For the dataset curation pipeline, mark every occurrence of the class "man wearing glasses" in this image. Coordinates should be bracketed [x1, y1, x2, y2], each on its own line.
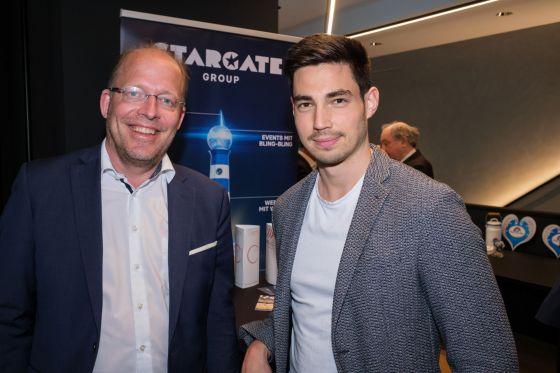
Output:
[0, 45, 238, 373]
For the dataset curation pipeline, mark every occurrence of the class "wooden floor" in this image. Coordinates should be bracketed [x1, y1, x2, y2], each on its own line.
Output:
[439, 349, 451, 373]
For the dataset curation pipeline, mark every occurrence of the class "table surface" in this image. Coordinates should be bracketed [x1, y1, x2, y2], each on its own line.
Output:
[233, 254, 560, 371]
[233, 274, 272, 330]
[489, 250, 560, 288]
[234, 252, 560, 328]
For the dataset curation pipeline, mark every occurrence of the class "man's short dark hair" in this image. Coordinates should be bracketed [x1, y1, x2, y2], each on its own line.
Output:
[283, 33, 372, 97]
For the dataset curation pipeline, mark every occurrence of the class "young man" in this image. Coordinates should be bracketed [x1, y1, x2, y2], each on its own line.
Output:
[0, 45, 238, 372]
[240, 33, 517, 372]
[380, 120, 434, 178]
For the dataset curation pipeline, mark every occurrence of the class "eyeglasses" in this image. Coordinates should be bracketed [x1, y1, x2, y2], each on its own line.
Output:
[109, 86, 185, 110]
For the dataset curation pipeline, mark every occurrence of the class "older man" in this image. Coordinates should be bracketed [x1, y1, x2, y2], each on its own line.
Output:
[380, 120, 434, 178]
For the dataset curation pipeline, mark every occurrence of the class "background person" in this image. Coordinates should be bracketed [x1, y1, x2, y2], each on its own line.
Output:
[0, 45, 238, 373]
[296, 145, 316, 181]
[536, 277, 560, 328]
[380, 120, 434, 178]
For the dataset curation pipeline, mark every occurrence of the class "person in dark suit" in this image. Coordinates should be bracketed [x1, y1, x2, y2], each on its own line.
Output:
[0, 45, 238, 372]
[380, 120, 434, 178]
[239, 33, 516, 372]
[296, 146, 316, 181]
[536, 277, 560, 328]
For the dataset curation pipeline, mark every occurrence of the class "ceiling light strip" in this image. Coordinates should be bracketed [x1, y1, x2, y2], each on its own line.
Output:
[325, 0, 337, 34]
[347, 0, 499, 39]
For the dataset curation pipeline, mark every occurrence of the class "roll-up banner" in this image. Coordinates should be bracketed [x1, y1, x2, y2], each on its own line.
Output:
[120, 10, 299, 270]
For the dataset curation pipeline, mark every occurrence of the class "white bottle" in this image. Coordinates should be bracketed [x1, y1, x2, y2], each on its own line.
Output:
[485, 218, 502, 254]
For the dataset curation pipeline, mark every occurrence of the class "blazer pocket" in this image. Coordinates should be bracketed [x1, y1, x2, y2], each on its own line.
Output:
[189, 241, 217, 256]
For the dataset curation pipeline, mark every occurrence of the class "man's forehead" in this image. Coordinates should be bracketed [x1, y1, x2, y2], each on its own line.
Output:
[293, 63, 352, 80]
[381, 129, 393, 139]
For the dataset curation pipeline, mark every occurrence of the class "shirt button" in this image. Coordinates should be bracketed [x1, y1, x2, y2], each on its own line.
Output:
[132, 225, 138, 232]
[134, 264, 140, 270]
[93, 342, 98, 352]
[137, 303, 143, 310]
[139, 345, 146, 352]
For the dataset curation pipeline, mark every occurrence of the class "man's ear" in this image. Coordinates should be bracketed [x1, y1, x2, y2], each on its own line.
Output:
[364, 87, 380, 118]
[100, 89, 111, 119]
[176, 105, 186, 130]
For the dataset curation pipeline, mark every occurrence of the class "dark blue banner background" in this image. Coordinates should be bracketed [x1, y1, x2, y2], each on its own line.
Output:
[121, 14, 297, 269]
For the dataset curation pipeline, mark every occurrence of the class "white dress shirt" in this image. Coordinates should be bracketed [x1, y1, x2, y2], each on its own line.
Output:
[93, 140, 175, 373]
[400, 148, 417, 162]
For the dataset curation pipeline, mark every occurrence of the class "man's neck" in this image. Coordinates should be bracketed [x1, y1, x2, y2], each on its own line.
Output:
[317, 144, 372, 202]
[105, 144, 160, 188]
[116, 163, 159, 188]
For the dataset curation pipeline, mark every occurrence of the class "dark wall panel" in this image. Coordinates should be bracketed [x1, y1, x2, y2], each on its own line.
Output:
[3, 1, 30, 208]
[369, 22, 560, 210]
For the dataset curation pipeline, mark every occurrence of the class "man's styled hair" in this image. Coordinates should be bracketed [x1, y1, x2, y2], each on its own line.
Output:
[107, 43, 189, 101]
[382, 121, 420, 148]
[283, 33, 372, 97]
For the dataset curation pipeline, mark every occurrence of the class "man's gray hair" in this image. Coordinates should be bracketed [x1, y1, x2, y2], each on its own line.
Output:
[381, 121, 420, 147]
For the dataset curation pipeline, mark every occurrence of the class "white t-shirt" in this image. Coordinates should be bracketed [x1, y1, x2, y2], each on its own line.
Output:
[289, 174, 365, 372]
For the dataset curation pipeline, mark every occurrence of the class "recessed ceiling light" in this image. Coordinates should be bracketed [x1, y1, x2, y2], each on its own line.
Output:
[348, 0, 499, 39]
[496, 11, 513, 17]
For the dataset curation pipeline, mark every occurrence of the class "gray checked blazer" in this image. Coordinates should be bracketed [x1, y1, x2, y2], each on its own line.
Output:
[240, 147, 518, 372]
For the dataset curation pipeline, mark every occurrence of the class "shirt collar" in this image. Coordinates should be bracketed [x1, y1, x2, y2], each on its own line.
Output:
[100, 138, 176, 184]
[400, 148, 417, 163]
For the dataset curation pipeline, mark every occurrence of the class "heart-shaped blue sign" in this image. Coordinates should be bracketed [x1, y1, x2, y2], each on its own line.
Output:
[502, 214, 536, 251]
[542, 224, 560, 259]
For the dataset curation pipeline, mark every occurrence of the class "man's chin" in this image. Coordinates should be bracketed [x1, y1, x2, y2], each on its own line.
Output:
[120, 149, 162, 168]
[314, 154, 345, 168]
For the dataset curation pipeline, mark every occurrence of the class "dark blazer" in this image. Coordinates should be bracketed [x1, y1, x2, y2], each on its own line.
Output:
[0, 145, 238, 373]
[536, 277, 560, 328]
[241, 148, 517, 372]
[404, 148, 434, 178]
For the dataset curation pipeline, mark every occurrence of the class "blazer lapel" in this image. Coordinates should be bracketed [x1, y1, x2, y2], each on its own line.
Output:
[167, 168, 195, 340]
[71, 146, 103, 332]
[331, 149, 391, 330]
[273, 172, 317, 373]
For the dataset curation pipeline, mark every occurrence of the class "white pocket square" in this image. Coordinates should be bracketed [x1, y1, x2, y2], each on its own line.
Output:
[189, 241, 217, 256]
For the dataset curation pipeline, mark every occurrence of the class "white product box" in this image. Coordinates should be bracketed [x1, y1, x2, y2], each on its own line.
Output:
[234, 224, 260, 288]
[265, 223, 277, 285]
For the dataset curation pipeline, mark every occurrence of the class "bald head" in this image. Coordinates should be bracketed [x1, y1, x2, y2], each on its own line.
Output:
[108, 45, 189, 101]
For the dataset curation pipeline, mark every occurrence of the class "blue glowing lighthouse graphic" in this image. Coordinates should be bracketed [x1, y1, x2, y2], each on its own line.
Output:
[207, 111, 233, 195]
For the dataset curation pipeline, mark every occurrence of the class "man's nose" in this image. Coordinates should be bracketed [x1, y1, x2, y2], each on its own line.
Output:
[313, 105, 332, 130]
[138, 95, 159, 119]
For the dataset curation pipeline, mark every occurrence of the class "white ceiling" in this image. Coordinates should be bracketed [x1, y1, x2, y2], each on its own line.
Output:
[278, 0, 560, 57]
[278, 0, 370, 31]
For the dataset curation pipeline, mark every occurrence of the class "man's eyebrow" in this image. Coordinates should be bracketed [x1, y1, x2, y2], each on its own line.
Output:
[326, 89, 352, 98]
[292, 90, 352, 102]
[292, 95, 312, 102]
